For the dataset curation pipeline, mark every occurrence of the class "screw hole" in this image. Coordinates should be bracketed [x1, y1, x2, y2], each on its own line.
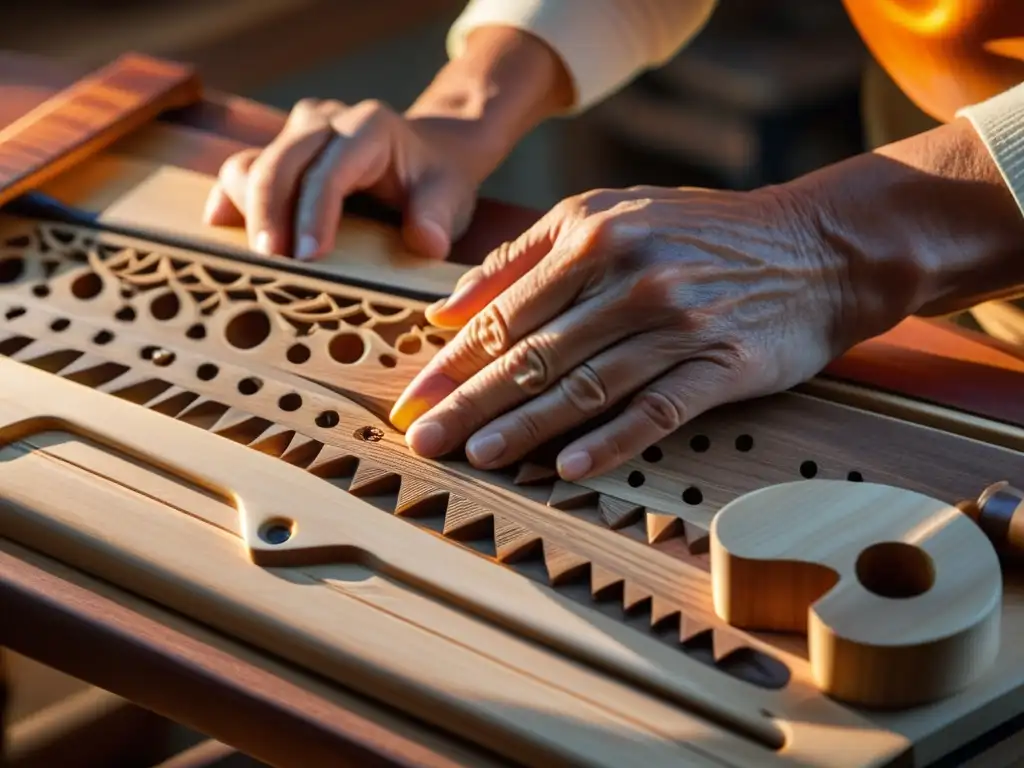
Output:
[152, 349, 175, 367]
[259, 519, 294, 546]
[50, 318, 70, 332]
[847, 470, 863, 482]
[32, 284, 49, 298]
[238, 377, 263, 395]
[379, 353, 397, 368]
[354, 425, 384, 442]
[799, 460, 818, 479]
[627, 470, 645, 487]
[186, 323, 206, 340]
[682, 486, 704, 505]
[5, 306, 25, 320]
[316, 410, 340, 429]
[115, 306, 136, 322]
[92, 330, 114, 345]
[278, 393, 302, 412]
[641, 446, 663, 463]
[734, 434, 754, 452]
[689, 434, 710, 452]
[197, 363, 219, 381]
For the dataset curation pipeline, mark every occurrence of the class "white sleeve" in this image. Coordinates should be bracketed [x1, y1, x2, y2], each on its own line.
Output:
[446, 0, 718, 112]
[958, 83, 1024, 220]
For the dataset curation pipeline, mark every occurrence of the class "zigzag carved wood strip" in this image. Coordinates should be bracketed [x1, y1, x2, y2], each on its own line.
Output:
[0, 297, 792, 692]
[0, 217, 1020, 529]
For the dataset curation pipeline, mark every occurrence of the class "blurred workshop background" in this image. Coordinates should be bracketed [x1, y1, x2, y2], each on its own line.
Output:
[0, 0, 939, 211]
[0, 0, 939, 765]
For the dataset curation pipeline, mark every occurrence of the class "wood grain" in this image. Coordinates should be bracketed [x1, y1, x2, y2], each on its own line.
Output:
[0, 53, 200, 209]
[712, 481, 1002, 709]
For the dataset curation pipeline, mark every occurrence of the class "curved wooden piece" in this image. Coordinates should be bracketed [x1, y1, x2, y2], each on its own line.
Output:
[843, 0, 1024, 121]
[710, 480, 1002, 709]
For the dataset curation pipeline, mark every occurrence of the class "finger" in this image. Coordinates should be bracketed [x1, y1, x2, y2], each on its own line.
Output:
[404, 289, 667, 461]
[246, 100, 333, 255]
[554, 356, 738, 480]
[203, 148, 259, 226]
[462, 329, 683, 468]
[402, 172, 469, 260]
[424, 207, 566, 328]
[390, 238, 591, 436]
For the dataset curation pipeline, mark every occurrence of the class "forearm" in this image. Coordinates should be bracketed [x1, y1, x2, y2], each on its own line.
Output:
[786, 117, 1024, 336]
[405, 26, 572, 184]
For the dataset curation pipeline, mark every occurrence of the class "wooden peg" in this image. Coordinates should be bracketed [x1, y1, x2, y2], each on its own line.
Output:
[710, 480, 1002, 709]
[958, 481, 1024, 559]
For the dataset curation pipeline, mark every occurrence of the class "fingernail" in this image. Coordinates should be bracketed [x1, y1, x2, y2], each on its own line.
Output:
[406, 420, 446, 456]
[295, 235, 319, 261]
[557, 451, 592, 480]
[254, 231, 273, 255]
[466, 432, 506, 466]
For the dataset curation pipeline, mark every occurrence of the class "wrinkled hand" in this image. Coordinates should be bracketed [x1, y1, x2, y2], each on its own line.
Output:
[389, 185, 880, 480]
[203, 98, 481, 261]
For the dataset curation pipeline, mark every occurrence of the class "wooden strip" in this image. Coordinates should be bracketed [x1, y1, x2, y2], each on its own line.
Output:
[0, 53, 199, 208]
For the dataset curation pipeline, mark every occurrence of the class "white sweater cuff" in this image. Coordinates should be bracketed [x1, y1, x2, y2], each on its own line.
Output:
[446, 0, 716, 113]
[958, 83, 1024, 219]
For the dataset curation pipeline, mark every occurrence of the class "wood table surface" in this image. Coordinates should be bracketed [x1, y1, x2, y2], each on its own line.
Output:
[3, 49, 1024, 768]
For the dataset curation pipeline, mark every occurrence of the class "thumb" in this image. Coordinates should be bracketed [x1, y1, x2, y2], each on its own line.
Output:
[401, 173, 472, 261]
[425, 209, 560, 329]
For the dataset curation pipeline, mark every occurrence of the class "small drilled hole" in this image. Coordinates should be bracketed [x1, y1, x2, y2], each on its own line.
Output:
[855, 542, 934, 599]
[682, 486, 704, 505]
[32, 284, 49, 298]
[278, 393, 302, 412]
[287, 343, 311, 364]
[627, 470, 645, 487]
[197, 363, 219, 381]
[735, 434, 754, 452]
[5, 306, 25, 320]
[847, 470, 863, 482]
[186, 323, 206, 340]
[799, 460, 818, 478]
[115, 306, 136, 322]
[71, 271, 103, 299]
[690, 434, 710, 452]
[316, 410, 340, 429]
[140, 346, 158, 360]
[379, 353, 397, 368]
[642, 446, 663, 463]
[259, 519, 294, 546]
[150, 292, 181, 321]
[92, 330, 114, 345]
[49, 318, 70, 332]
[354, 425, 384, 442]
[0, 258, 24, 283]
[238, 377, 262, 395]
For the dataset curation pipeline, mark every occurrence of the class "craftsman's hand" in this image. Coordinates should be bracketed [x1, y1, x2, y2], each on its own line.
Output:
[389, 185, 917, 479]
[202, 27, 573, 262]
[202, 100, 480, 262]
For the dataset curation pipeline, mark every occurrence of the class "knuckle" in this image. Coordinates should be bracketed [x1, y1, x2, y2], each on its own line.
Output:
[502, 340, 551, 396]
[560, 363, 608, 414]
[482, 240, 516, 275]
[291, 97, 322, 117]
[510, 409, 545, 444]
[628, 263, 686, 308]
[632, 389, 684, 433]
[465, 304, 510, 360]
[446, 386, 487, 427]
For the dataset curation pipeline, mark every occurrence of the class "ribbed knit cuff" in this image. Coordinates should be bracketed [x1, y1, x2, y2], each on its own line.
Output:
[958, 83, 1024, 219]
